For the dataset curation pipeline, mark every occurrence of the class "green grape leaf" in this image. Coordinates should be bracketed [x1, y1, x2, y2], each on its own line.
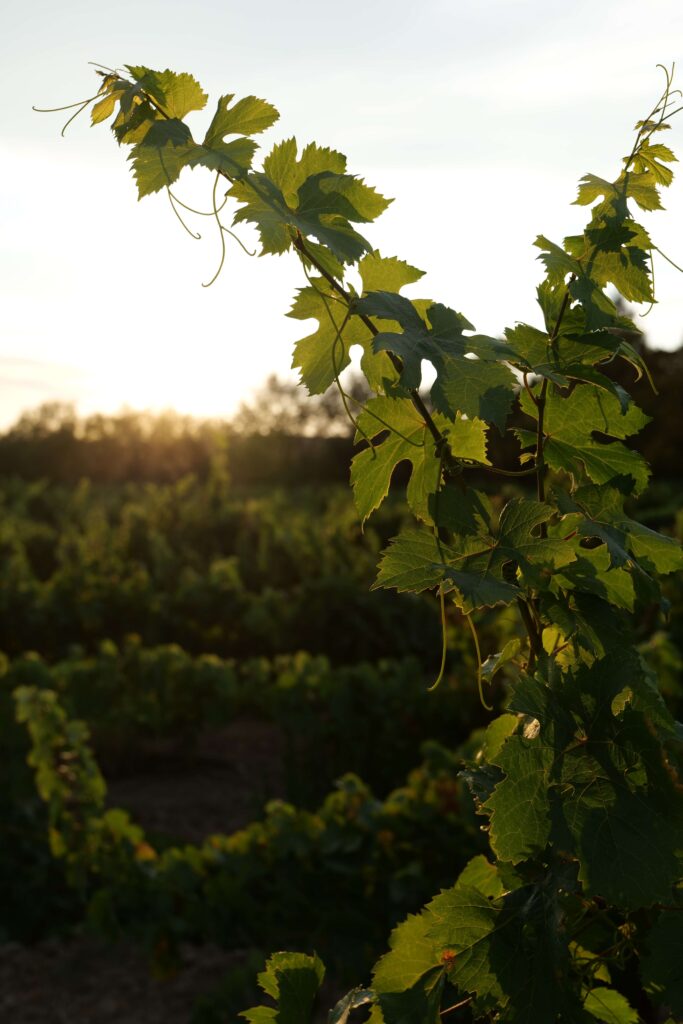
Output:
[264, 137, 345, 197]
[564, 212, 654, 304]
[584, 988, 639, 1024]
[428, 484, 493, 535]
[371, 912, 445, 1024]
[124, 66, 208, 118]
[483, 736, 555, 862]
[586, 246, 652, 303]
[372, 526, 521, 610]
[230, 139, 389, 262]
[634, 140, 678, 185]
[112, 98, 163, 145]
[205, 94, 279, 143]
[351, 400, 489, 524]
[504, 323, 568, 385]
[156, 92, 277, 179]
[447, 412, 490, 464]
[518, 384, 651, 493]
[372, 528, 451, 594]
[570, 275, 619, 330]
[621, 169, 664, 211]
[229, 172, 297, 254]
[534, 236, 622, 329]
[128, 119, 195, 197]
[188, 135, 259, 177]
[241, 952, 325, 1024]
[502, 654, 683, 908]
[291, 251, 422, 397]
[440, 566, 521, 612]
[358, 252, 425, 294]
[289, 277, 369, 394]
[555, 546, 637, 613]
[534, 235, 581, 282]
[504, 323, 635, 405]
[90, 90, 120, 125]
[374, 498, 573, 611]
[479, 714, 520, 762]
[358, 252, 425, 391]
[371, 861, 508, 1017]
[354, 292, 516, 429]
[641, 910, 683, 1016]
[573, 174, 619, 207]
[350, 398, 438, 524]
[556, 482, 683, 577]
[455, 854, 506, 897]
[433, 359, 517, 433]
[241, 1010, 277, 1023]
[373, 859, 586, 1022]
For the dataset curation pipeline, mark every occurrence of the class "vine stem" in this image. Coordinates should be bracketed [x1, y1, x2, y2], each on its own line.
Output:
[535, 278, 573, 537]
[517, 597, 541, 670]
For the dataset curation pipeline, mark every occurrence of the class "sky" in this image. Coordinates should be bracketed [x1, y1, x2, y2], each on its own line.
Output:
[2, 0, 683, 428]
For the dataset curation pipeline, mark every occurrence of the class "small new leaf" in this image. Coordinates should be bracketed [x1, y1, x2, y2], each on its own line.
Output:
[241, 952, 325, 1024]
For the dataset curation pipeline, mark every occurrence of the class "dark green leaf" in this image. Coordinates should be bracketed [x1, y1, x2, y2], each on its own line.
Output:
[641, 910, 683, 1016]
[242, 952, 325, 1024]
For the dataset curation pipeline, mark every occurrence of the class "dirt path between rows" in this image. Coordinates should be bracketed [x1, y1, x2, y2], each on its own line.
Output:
[2, 718, 287, 1023]
[0, 940, 248, 1024]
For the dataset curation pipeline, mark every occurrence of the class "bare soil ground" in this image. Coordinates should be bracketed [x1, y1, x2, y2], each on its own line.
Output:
[0, 940, 247, 1024]
[0, 718, 286, 1024]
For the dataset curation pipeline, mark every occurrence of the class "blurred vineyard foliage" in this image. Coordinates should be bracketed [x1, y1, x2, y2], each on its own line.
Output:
[2, 366, 682, 1019]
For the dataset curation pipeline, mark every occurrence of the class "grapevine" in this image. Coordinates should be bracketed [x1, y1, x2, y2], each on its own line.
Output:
[36, 63, 683, 1022]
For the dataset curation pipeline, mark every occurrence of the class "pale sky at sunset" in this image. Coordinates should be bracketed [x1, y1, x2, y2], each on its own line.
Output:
[2, 0, 683, 427]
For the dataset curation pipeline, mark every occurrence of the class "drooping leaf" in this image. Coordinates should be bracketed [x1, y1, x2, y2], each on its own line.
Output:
[328, 988, 374, 1024]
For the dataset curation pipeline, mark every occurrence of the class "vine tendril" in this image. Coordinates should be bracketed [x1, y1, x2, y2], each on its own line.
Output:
[33, 94, 102, 136]
[203, 173, 255, 287]
[167, 189, 202, 239]
[466, 611, 493, 711]
[427, 586, 448, 692]
[168, 189, 229, 218]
